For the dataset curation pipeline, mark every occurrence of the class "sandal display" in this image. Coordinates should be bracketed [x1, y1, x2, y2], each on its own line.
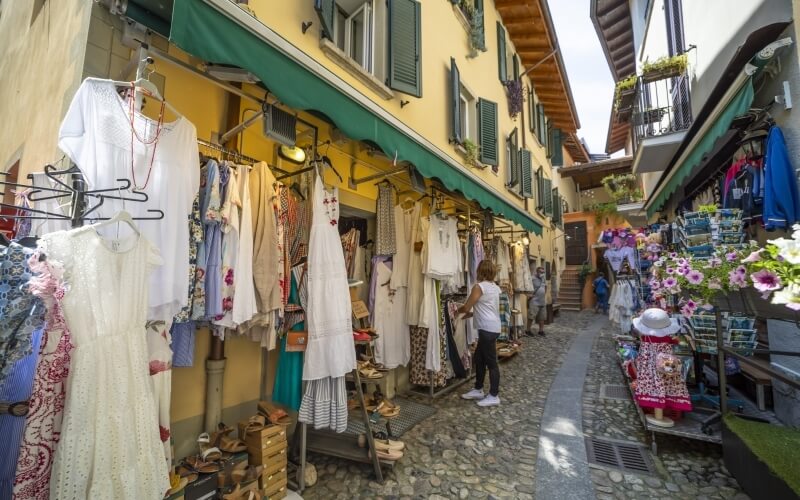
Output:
[258, 401, 293, 426]
[369, 448, 404, 461]
[215, 423, 248, 453]
[242, 415, 266, 436]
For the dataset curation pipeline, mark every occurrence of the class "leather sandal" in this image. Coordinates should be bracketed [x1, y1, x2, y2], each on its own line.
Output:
[243, 415, 266, 436]
[258, 401, 292, 426]
[374, 437, 405, 451]
[369, 448, 404, 461]
[216, 423, 247, 453]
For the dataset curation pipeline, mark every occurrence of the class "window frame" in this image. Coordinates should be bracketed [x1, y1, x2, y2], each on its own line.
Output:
[334, 1, 375, 73]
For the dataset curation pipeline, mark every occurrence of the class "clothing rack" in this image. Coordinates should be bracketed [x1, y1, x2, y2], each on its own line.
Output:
[0, 163, 163, 229]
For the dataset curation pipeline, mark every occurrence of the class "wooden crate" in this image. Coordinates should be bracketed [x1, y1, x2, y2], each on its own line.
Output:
[237, 421, 287, 444]
[262, 475, 288, 499]
[248, 441, 288, 466]
[258, 469, 287, 490]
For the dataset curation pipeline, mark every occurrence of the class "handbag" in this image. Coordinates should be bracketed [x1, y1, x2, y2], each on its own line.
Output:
[286, 331, 308, 352]
[655, 353, 682, 376]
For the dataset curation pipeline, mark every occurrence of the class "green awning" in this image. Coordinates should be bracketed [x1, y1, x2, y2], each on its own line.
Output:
[169, 0, 542, 234]
[646, 79, 754, 218]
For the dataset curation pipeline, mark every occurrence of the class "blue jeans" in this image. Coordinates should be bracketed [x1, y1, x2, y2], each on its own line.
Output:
[596, 292, 608, 313]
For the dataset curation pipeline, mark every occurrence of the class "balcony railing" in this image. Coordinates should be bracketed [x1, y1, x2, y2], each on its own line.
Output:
[631, 72, 692, 148]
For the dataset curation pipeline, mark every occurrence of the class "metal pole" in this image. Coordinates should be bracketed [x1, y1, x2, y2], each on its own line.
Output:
[715, 308, 728, 415]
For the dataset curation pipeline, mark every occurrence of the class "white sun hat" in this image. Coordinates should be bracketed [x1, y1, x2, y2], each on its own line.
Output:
[632, 308, 681, 337]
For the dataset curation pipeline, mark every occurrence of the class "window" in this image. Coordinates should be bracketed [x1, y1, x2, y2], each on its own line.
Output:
[331, 1, 374, 73]
[496, 22, 507, 82]
[520, 149, 533, 198]
[317, 0, 421, 97]
[550, 127, 563, 167]
[450, 58, 476, 145]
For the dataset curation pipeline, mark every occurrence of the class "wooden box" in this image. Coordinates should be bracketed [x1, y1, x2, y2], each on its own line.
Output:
[247, 441, 288, 466]
[262, 474, 288, 499]
[237, 421, 287, 444]
[258, 469, 287, 490]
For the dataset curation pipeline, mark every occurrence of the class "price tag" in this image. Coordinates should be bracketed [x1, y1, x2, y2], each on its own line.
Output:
[351, 300, 369, 319]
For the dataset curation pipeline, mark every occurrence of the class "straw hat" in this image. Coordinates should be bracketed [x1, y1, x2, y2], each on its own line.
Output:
[632, 308, 680, 337]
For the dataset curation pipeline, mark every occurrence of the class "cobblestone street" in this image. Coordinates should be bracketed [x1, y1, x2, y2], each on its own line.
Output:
[303, 311, 748, 499]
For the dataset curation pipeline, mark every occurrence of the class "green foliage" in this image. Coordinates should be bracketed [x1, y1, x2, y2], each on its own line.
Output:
[698, 204, 718, 215]
[613, 74, 637, 111]
[641, 54, 688, 77]
[601, 173, 642, 203]
[463, 138, 479, 167]
[724, 415, 800, 495]
[578, 262, 594, 282]
[586, 202, 618, 225]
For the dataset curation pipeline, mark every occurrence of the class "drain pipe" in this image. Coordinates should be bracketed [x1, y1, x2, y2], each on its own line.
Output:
[205, 335, 226, 432]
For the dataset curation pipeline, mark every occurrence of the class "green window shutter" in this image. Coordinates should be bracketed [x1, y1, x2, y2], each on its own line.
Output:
[545, 119, 552, 157]
[552, 187, 560, 223]
[507, 128, 519, 187]
[477, 98, 498, 166]
[536, 167, 544, 210]
[544, 178, 553, 215]
[473, 0, 486, 51]
[388, 0, 422, 97]
[536, 104, 546, 144]
[528, 88, 536, 133]
[314, 0, 335, 40]
[520, 149, 533, 198]
[496, 22, 507, 82]
[512, 54, 520, 81]
[451, 58, 461, 144]
[550, 127, 564, 167]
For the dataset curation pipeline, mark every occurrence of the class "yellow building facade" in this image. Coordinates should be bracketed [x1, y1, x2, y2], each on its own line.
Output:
[0, 0, 585, 457]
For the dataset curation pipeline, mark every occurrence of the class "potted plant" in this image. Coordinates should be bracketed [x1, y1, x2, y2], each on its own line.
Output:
[614, 74, 638, 111]
[462, 138, 481, 168]
[641, 54, 688, 83]
[601, 173, 642, 203]
[502, 79, 524, 119]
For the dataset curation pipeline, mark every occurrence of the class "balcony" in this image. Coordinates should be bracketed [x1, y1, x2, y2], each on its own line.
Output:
[630, 72, 692, 174]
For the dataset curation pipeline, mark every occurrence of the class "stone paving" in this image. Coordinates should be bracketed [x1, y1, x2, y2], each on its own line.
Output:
[303, 314, 588, 499]
[300, 311, 749, 499]
[583, 314, 749, 500]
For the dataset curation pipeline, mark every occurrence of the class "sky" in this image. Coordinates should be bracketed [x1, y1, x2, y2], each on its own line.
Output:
[548, 0, 616, 157]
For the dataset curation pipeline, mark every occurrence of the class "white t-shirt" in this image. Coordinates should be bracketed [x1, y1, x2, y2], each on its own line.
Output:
[473, 281, 501, 333]
[58, 78, 200, 321]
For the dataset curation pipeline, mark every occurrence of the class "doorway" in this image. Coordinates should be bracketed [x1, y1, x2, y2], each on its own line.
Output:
[564, 221, 588, 266]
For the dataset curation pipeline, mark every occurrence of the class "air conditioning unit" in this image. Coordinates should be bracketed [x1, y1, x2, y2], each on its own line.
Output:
[262, 103, 297, 147]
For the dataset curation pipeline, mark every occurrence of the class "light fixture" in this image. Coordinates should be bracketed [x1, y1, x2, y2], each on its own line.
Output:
[279, 145, 306, 164]
[522, 236, 530, 246]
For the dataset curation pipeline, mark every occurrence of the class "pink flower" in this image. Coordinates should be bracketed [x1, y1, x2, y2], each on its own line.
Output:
[649, 279, 661, 291]
[686, 299, 697, 310]
[726, 251, 738, 262]
[681, 306, 693, 318]
[663, 277, 678, 289]
[742, 249, 764, 263]
[669, 252, 678, 258]
[707, 257, 722, 268]
[751, 269, 782, 292]
[676, 266, 689, 276]
[708, 278, 722, 290]
[686, 269, 704, 285]
[666, 267, 675, 275]
[728, 271, 747, 288]
[677, 258, 688, 266]
[736, 265, 747, 276]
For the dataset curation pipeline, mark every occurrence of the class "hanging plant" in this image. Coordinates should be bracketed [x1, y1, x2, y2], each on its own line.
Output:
[641, 54, 689, 82]
[468, 7, 486, 53]
[587, 202, 619, 225]
[502, 80, 524, 119]
[613, 74, 638, 111]
[462, 138, 480, 167]
[601, 173, 642, 203]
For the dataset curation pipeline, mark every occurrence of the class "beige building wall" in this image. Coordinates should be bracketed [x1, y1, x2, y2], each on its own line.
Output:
[0, 0, 93, 176]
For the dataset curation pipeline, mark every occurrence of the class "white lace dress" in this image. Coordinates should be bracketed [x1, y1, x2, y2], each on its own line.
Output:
[44, 227, 169, 500]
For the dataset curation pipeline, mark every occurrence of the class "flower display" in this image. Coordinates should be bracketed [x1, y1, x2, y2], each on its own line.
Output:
[748, 224, 800, 310]
[685, 269, 704, 285]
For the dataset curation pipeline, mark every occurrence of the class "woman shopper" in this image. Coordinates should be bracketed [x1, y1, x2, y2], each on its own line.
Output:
[459, 260, 502, 407]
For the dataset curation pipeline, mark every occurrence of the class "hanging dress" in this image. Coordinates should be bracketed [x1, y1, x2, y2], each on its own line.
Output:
[373, 261, 411, 369]
[45, 227, 169, 499]
[298, 174, 355, 432]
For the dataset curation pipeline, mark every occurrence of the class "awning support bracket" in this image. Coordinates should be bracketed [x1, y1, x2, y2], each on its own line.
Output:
[348, 164, 407, 190]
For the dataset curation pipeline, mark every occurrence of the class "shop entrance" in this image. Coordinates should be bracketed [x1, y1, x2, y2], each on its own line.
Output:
[565, 221, 588, 265]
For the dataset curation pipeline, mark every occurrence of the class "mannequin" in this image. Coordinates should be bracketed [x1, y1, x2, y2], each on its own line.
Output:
[632, 308, 692, 428]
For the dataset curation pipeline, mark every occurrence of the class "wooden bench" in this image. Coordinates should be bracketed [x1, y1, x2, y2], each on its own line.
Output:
[740, 360, 772, 411]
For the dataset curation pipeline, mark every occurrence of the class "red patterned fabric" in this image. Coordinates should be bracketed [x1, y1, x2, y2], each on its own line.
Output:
[634, 340, 692, 411]
[14, 253, 74, 500]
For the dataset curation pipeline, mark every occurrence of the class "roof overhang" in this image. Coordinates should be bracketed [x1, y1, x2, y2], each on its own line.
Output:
[590, 0, 635, 81]
[559, 155, 632, 189]
[564, 132, 589, 163]
[496, 0, 581, 132]
[605, 96, 630, 154]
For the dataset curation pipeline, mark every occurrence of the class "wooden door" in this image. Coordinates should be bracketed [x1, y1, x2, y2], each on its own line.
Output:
[565, 221, 588, 266]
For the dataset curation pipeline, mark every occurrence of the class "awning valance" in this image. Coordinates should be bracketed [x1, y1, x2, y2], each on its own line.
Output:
[169, 0, 543, 234]
[645, 79, 754, 218]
